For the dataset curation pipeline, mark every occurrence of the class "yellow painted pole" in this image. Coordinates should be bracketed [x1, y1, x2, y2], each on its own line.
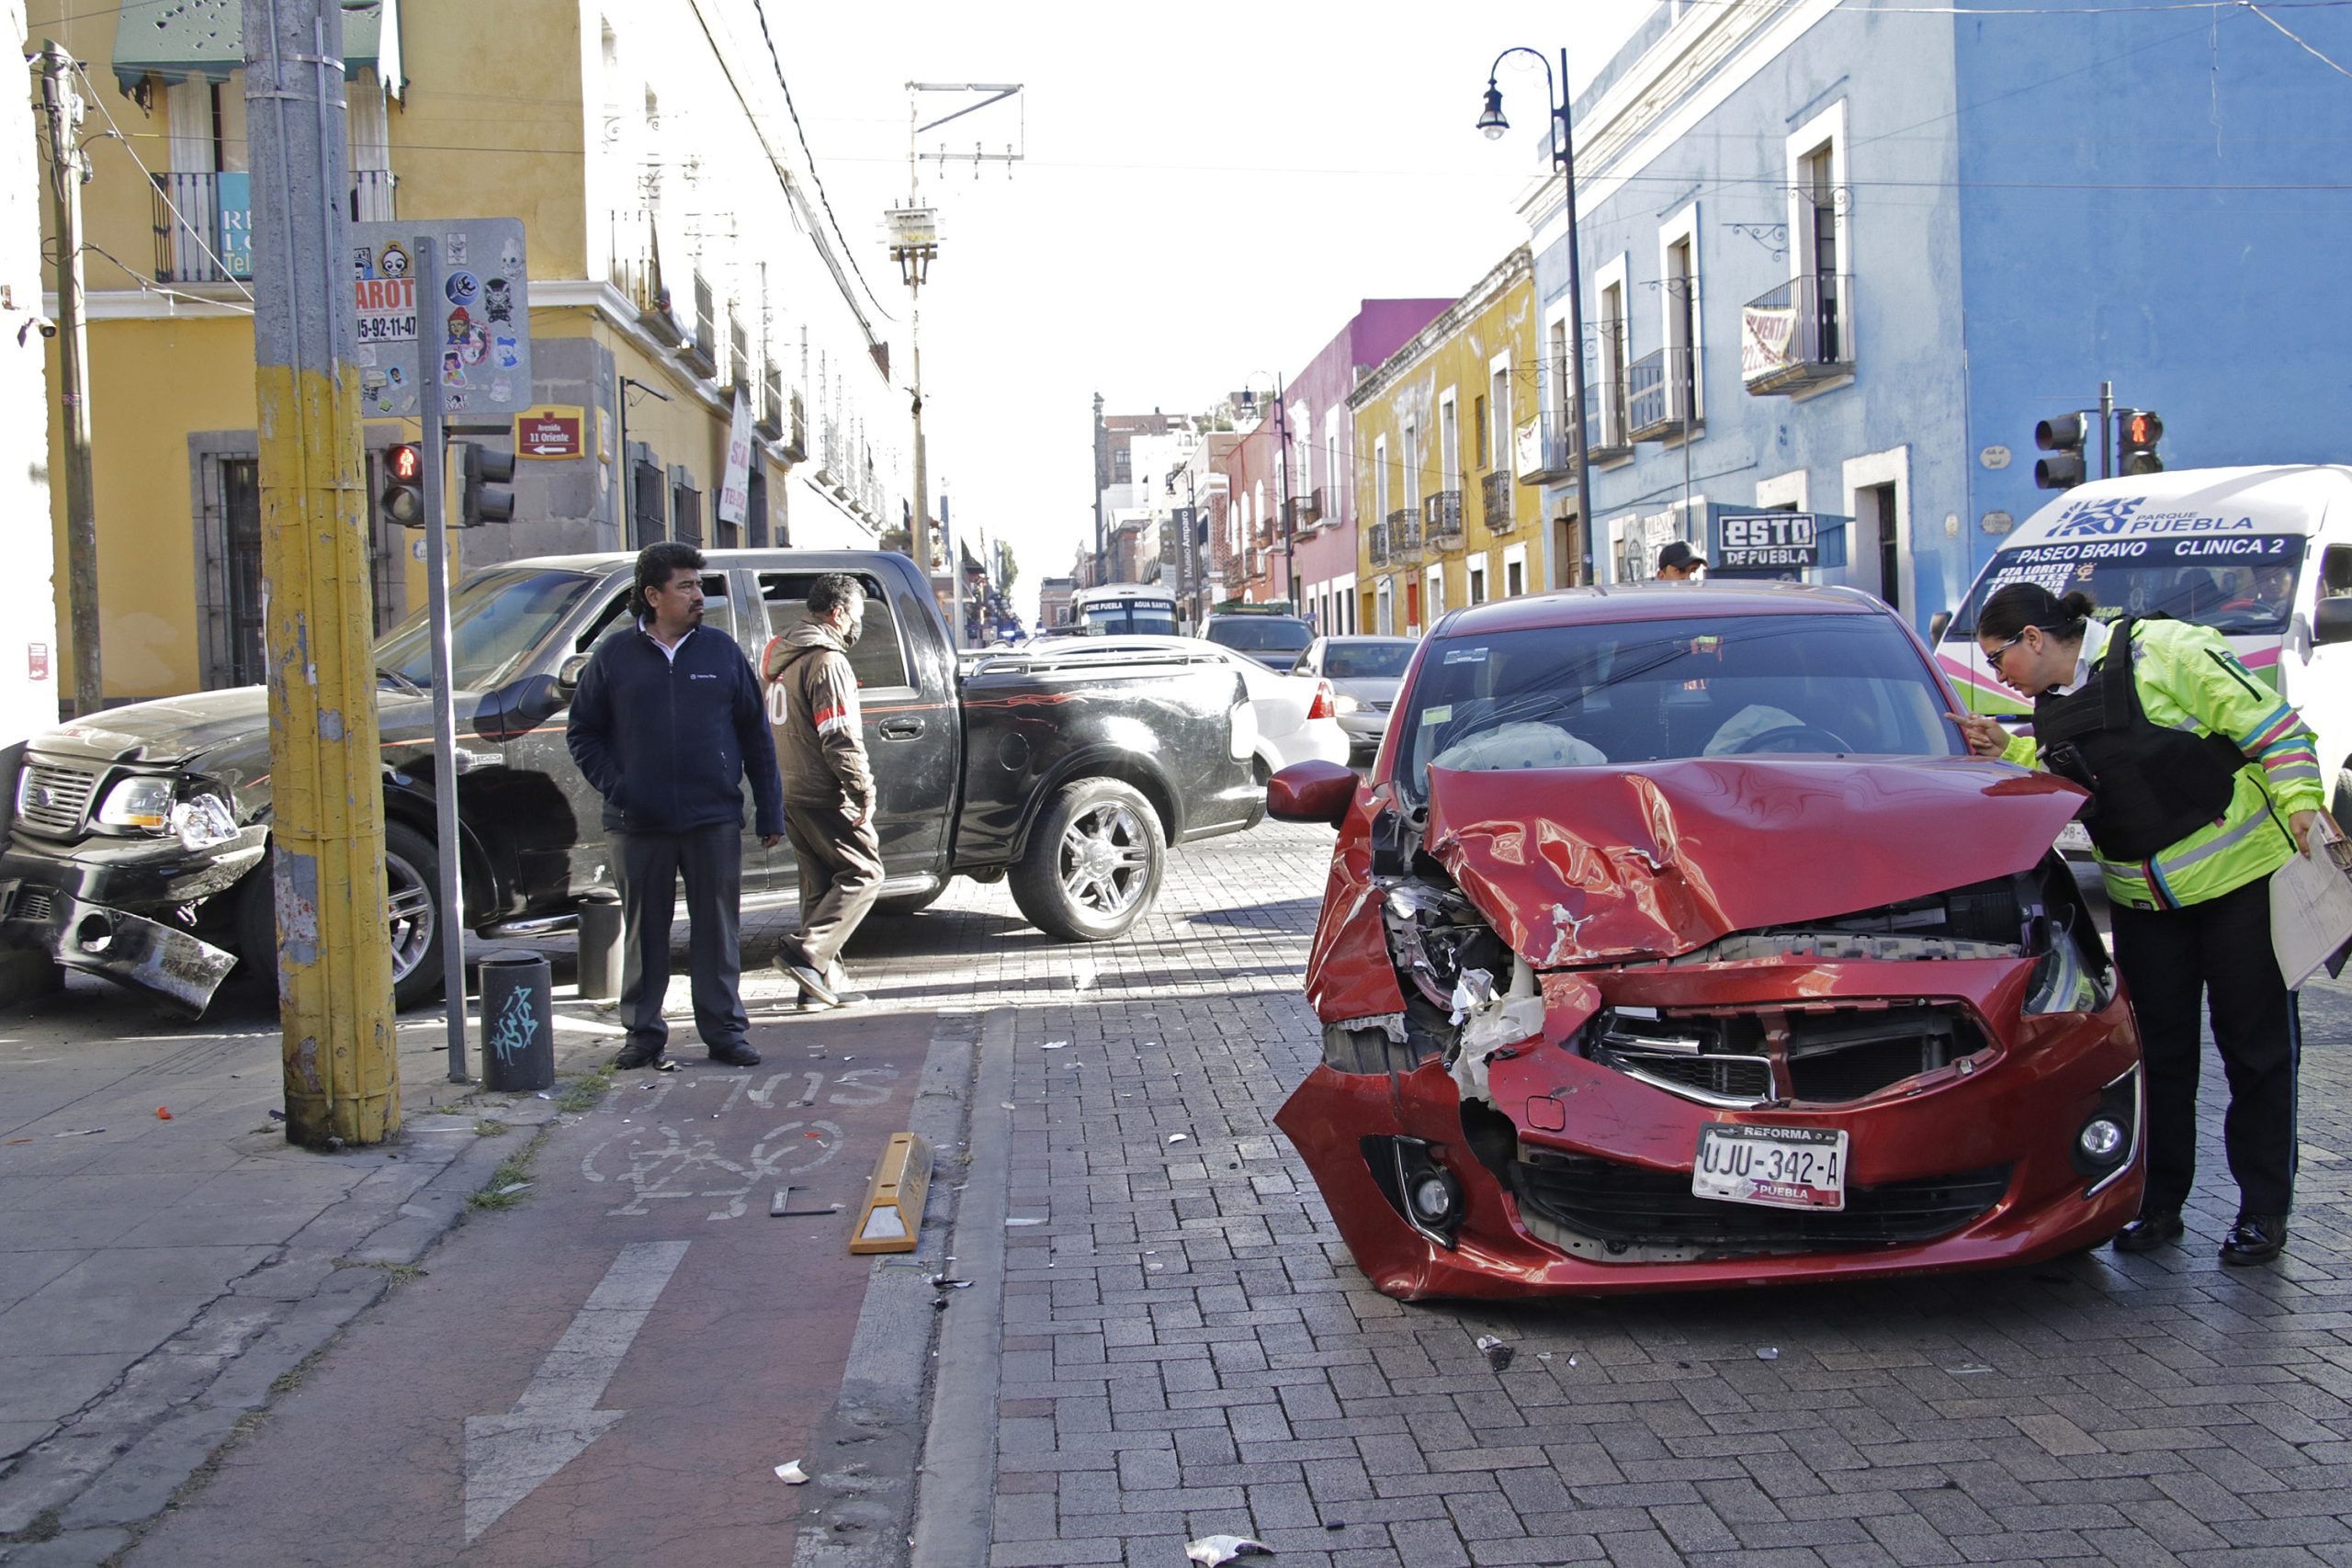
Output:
[244, 0, 400, 1145]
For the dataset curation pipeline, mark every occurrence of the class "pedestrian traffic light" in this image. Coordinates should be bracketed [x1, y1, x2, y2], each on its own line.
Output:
[379, 442, 426, 527]
[2034, 413, 2088, 491]
[459, 441, 515, 526]
[2119, 410, 2164, 476]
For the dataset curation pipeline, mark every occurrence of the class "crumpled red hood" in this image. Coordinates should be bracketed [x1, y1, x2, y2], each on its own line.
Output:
[1423, 758, 2085, 968]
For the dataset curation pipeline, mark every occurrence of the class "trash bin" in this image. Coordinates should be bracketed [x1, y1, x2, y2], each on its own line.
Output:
[576, 888, 624, 1003]
[479, 951, 554, 1092]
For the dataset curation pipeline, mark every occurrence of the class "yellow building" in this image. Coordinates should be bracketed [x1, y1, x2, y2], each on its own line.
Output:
[31, 0, 903, 705]
[1347, 246, 1543, 638]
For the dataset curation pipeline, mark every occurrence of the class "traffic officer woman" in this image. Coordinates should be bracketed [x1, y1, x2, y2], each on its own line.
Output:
[1954, 582, 2336, 1264]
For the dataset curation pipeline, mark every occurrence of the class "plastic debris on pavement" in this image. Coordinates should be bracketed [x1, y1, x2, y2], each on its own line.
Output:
[267, 1110, 286, 1121]
[1185, 1536, 1273, 1565]
[54, 1128, 104, 1138]
[1005, 1217, 1046, 1226]
[775, 1461, 808, 1484]
[1756, 1346, 1780, 1360]
[154, 1107, 173, 1121]
[1039, 1041, 1068, 1050]
[1167, 1133, 1190, 1145]
[1476, 1335, 1514, 1371]
[496, 1182, 532, 1196]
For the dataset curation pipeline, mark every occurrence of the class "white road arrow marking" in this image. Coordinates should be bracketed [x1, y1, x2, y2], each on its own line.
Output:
[463, 1239, 690, 1542]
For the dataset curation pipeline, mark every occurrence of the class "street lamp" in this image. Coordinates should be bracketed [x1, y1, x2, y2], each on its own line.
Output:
[1478, 47, 1594, 584]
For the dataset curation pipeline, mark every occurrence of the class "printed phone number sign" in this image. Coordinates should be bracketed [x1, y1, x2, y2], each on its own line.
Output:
[350, 220, 530, 421]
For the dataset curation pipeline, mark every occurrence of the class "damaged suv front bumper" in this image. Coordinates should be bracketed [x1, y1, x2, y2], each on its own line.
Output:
[0, 880, 238, 1015]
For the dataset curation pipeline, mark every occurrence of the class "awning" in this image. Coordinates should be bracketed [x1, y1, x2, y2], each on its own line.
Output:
[112, 0, 401, 97]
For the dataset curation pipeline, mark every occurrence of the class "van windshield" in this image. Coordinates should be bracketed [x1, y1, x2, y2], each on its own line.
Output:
[1949, 536, 2305, 637]
[1080, 604, 1179, 636]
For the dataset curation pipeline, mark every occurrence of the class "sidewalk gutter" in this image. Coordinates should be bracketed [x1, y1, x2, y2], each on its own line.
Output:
[908, 1007, 1011, 1568]
[792, 1008, 995, 1568]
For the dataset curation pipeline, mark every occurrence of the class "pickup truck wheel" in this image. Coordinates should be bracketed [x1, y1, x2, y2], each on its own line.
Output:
[382, 821, 445, 1010]
[1010, 778, 1163, 942]
[232, 819, 444, 1010]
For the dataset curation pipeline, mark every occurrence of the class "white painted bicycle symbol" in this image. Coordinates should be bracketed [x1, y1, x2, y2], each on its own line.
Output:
[580, 1068, 899, 1221]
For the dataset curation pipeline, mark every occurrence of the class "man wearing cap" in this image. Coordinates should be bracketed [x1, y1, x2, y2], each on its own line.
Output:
[1657, 541, 1708, 581]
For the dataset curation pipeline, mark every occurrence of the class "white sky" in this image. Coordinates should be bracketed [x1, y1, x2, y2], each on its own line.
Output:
[785, 0, 1652, 621]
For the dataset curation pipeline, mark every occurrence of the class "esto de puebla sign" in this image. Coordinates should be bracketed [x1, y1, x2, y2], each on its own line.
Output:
[1714, 511, 1821, 573]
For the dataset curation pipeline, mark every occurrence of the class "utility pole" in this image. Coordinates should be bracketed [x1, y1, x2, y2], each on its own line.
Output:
[38, 44, 97, 717]
[243, 0, 401, 1145]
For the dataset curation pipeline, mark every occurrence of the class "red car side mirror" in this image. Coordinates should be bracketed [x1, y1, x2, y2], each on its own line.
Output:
[1269, 760, 1356, 827]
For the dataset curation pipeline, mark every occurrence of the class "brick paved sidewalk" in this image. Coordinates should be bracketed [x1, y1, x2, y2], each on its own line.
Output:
[905, 818, 2352, 1568]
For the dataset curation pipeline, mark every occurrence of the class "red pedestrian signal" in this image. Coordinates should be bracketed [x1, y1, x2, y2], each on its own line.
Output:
[380, 442, 427, 527]
[2120, 410, 2164, 476]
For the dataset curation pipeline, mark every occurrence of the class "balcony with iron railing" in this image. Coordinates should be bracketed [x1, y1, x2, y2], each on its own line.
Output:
[1626, 346, 1700, 443]
[784, 389, 808, 464]
[152, 170, 395, 285]
[679, 272, 718, 376]
[1285, 489, 1324, 536]
[1388, 506, 1421, 562]
[1425, 489, 1464, 550]
[607, 209, 683, 344]
[1368, 520, 1390, 569]
[1481, 469, 1516, 532]
[756, 361, 784, 441]
[728, 318, 751, 396]
[1743, 273, 1855, 394]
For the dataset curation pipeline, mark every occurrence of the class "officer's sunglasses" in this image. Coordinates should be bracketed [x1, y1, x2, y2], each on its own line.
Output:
[1984, 632, 2027, 672]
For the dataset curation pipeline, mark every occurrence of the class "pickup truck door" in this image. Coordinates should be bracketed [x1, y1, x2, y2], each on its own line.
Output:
[517, 571, 774, 897]
[752, 569, 954, 886]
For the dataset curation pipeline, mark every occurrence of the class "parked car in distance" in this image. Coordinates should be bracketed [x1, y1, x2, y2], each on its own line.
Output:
[1202, 612, 1316, 672]
[1293, 636, 1418, 760]
[1021, 635, 1348, 780]
[1267, 582, 2140, 1300]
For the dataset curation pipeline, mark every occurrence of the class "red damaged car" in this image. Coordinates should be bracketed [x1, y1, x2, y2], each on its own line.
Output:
[1270, 583, 2142, 1300]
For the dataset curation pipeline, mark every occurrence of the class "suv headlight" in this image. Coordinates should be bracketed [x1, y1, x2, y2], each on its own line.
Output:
[170, 793, 240, 851]
[96, 775, 175, 832]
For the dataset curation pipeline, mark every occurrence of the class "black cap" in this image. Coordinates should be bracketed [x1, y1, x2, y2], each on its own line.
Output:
[1657, 540, 1708, 572]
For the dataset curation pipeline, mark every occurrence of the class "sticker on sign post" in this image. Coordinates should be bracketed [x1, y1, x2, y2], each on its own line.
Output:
[352, 219, 528, 425]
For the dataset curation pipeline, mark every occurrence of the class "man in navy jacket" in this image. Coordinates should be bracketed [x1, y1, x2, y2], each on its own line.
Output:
[566, 543, 785, 1068]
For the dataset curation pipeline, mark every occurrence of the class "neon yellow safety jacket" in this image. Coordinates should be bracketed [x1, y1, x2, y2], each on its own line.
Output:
[1999, 617, 2324, 911]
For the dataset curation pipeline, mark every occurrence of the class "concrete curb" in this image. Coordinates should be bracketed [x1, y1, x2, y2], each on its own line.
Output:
[910, 1007, 1013, 1568]
[0, 1081, 571, 1563]
[792, 1010, 989, 1568]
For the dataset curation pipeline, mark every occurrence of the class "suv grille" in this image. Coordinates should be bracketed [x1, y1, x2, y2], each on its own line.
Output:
[14, 761, 98, 838]
[1516, 1151, 2011, 1253]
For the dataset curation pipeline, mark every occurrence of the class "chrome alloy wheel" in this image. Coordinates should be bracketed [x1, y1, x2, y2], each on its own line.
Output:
[383, 843, 436, 982]
[1057, 801, 1151, 919]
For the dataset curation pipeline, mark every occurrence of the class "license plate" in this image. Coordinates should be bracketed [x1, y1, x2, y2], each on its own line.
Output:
[1693, 1124, 1848, 1211]
[2056, 821, 2094, 856]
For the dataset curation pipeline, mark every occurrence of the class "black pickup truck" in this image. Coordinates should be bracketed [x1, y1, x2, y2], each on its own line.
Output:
[0, 549, 1263, 1014]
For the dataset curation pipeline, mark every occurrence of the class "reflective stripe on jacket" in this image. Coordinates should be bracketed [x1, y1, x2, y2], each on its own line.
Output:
[1998, 617, 2322, 910]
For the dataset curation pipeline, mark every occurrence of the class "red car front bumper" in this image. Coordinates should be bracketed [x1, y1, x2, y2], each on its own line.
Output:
[1275, 957, 2143, 1301]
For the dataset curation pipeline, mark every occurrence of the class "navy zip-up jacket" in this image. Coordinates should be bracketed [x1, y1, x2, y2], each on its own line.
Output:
[565, 622, 785, 838]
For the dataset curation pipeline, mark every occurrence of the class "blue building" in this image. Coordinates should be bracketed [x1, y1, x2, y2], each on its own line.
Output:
[1515, 0, 2352, 628]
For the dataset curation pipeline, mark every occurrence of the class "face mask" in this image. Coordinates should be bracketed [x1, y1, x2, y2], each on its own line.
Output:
[841, 604, 865, 647]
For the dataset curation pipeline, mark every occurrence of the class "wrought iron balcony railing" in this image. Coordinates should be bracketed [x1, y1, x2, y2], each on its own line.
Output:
[1424, 489, 1464, 548]
[1389, 506, 1421, 561]
[1481, 470, 1516, 532]
[1742, 273, 1855, 394]
[1626, 346, 1700, 443]
[1368, 520, 1390, 568]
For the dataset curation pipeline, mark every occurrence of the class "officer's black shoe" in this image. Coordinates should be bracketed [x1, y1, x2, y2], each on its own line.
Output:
[2221, 1213, 2287, 1267]
[707, 1040, 763, 1067]
[2112, 1208, 2185, 1253]
[614, 1039, 667, 1070]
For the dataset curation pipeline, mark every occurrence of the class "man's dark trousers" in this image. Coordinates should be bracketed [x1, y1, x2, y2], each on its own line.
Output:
[2111, 874, 2300, 1217]
[613, 822, 751, 1055]
[785, 803, 882, 977]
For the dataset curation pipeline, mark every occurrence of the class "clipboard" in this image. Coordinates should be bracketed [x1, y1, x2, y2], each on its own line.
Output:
[2271, 827, 2352, 990]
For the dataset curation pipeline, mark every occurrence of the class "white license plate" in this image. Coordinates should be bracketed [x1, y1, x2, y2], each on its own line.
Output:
[2056, 822, 2094, 856]
[1692, 1124, 1848, 1212]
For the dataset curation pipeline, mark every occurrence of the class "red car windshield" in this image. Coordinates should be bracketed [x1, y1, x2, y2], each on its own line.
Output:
[1396, 612, 1963, 802]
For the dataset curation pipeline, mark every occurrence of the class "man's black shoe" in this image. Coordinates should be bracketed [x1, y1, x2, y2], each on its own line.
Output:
[2112, 1209, 2185, 1253]
[2221, 1213, 2287, 1266]
[707, 1040, 763, 1067]
[614, 1039, 667, 1070]
[773, 954, 839, 1006]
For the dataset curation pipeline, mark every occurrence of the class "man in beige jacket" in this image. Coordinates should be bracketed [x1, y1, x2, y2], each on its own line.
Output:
[763, 572, 883, 1008]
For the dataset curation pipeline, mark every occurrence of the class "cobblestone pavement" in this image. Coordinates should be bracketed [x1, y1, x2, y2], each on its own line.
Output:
[868, 818, 2352, 1568]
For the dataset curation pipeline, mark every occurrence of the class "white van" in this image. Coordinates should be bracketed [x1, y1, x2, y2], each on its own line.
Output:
[1936, 466, 2352, 821]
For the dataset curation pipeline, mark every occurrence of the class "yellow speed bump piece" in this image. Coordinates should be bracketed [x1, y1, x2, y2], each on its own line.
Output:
[849, 1132, 933, 1255]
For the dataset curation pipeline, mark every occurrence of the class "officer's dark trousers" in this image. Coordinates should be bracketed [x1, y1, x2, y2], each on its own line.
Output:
[783, 803, 882, 977]
[2111, 874, 2300, 1217]
[610, 824, 748, 1056]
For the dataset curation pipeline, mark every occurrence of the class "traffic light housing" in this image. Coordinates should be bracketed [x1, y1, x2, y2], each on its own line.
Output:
[380, 442, 426, 527]
[2119, 410, 2164, 476]
[459, 441, 515, 526]
[2034, 413, 2087, 491]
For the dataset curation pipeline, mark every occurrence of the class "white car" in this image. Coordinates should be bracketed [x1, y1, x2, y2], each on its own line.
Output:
[1000, 634, 1349, 780]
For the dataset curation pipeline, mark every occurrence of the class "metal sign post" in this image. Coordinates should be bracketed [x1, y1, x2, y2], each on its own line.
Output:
[413, 235, 470, 1082]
